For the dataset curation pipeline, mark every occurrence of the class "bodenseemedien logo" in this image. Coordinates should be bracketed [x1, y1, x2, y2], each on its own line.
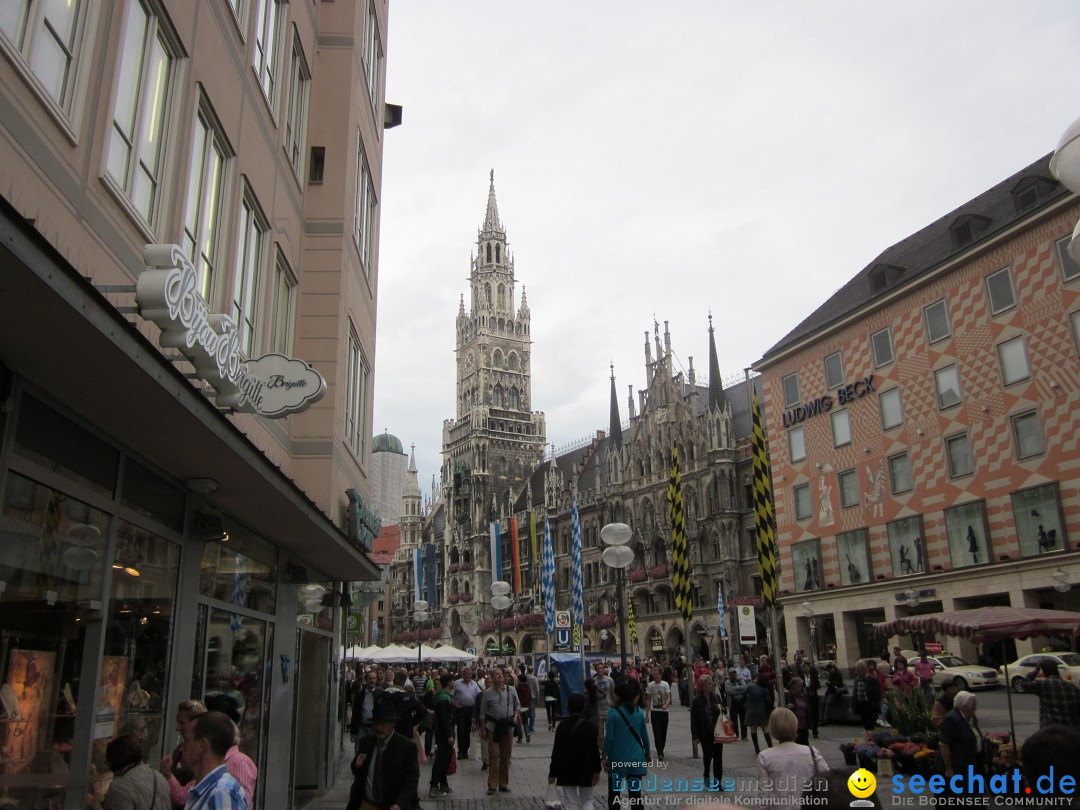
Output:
[847, 768, 876, 807]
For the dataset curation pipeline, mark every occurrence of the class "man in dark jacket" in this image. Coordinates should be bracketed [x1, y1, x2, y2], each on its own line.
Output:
[548, 693, 601, 810]
[427, 674, 455, 799]
[347, 702, 420, 810]
[851, 662, 881, 732]
[350, 669, 384, 754]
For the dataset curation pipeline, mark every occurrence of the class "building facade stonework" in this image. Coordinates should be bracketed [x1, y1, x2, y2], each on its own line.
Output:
[755, 153, 1080, 671]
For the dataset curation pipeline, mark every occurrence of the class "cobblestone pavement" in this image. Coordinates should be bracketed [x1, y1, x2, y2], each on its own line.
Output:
[302, 692, 872, 810]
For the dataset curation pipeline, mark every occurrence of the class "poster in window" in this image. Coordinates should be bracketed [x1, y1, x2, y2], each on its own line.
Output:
[2, 649, 56, 773]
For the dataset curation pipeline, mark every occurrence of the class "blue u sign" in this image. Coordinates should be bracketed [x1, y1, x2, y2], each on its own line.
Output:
[555, 628, 571, 648]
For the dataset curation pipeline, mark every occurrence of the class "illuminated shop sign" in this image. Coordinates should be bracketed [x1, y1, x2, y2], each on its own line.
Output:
[781, 375, 876, 428]
[136, 244, 325, 418]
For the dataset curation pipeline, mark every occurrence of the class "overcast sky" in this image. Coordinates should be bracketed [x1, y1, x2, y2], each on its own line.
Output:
[372, 2, 1080, 493]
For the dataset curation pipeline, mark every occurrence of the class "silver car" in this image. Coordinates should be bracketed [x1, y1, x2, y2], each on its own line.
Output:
[907, 655, 999, 691]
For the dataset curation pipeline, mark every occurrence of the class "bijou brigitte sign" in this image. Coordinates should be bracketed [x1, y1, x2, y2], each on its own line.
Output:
[136, 244, 325, 418]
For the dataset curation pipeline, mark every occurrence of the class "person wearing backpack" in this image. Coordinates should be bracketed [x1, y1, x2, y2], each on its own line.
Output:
[548, 693, 601, 810]
[602, 680, 650, 810]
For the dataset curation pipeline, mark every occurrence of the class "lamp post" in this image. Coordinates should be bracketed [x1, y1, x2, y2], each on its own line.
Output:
[491, 580, 511, 661]
[413, 600, 429, 667]
[800, 600, 817, 663]
[601, 522, 634, 671]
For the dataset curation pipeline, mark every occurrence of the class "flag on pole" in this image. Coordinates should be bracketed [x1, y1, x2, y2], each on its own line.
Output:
[570, 495, 585, 633]
[751, 391, 779, 609]
[628, 596, 638, 645]
[717, 584, 727, 641]
[425, 544, 437, 608]
[542, 514, 556, 635]
[414, 547, 423, 604]
[510, 517, 522, 593]
[489, 521, 502, 583]
[668, 446, 693, 623]
[529, 512, 539, 565]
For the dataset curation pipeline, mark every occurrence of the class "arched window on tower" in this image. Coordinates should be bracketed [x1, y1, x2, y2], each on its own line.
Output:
[485, 284, 492, 306]
[495, 244, 501, 263]
[497, 284, 505, 310]
[508, 387, 519, 409]
[508, 353, 518, 371]
[493, 385, 503, 407]
[493, 349, 503, 368]
[486, 243, 492, 262]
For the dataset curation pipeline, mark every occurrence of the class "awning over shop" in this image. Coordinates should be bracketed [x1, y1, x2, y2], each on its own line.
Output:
[0, 199, 379, 582]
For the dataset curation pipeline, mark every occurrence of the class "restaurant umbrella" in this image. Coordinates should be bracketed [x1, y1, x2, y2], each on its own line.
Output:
[874, 606, 1080, 747]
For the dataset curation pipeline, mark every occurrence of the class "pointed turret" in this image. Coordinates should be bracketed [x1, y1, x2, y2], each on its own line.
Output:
[405, 444, 421, 497]
[482, 169, 502, 236]
[708, 313, 727, 411]
[609, 363, 623, 449]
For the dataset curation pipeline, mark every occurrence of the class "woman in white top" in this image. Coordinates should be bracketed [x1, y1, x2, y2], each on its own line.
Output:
[756, 708, 829, 810]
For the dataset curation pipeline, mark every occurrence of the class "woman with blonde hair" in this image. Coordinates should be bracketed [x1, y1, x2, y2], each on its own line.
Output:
[756, 708, 829, 810]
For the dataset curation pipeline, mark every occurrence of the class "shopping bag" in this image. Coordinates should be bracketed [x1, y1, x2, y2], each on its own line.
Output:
[544, 783, 564, 810]
[447, 747, 458, 776]
[416, 733, 428, 764]
[713, 711, 738, 744]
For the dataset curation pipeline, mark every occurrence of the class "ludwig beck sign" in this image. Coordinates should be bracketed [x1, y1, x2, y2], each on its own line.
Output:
[136, 244, 326, 418]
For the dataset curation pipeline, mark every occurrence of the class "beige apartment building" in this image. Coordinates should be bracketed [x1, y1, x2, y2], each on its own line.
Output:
[0, 1, 394, 807]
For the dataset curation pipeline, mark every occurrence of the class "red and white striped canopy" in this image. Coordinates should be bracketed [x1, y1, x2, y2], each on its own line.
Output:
[874, 606, 1080, 645]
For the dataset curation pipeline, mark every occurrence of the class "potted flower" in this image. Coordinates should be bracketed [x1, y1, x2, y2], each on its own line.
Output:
[447, 593, 460, 604]
[448, 562, 460, 574]
[629, 568, 647, 583]
[461, 592, 473, 603]
[648, 564, 669, 579]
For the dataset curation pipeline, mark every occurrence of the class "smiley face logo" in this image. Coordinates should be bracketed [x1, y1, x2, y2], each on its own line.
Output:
[847, 768, 876, 799]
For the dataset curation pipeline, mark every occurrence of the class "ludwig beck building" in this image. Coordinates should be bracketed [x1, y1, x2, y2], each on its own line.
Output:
[754, 154, 1080, 671]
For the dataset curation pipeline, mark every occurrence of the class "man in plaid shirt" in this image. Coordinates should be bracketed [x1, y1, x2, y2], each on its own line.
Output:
[1024, 659, 1080, 728]
[181, 711, 250, 810]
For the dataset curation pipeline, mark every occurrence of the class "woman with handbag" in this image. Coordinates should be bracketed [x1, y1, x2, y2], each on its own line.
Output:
[757, 708, 829, 810]
[690, 675, 726, 785]
[602, 680, 650, 810]
[548, 693, 601, 810]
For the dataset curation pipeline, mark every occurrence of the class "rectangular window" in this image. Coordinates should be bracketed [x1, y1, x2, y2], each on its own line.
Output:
[1011, 410, 1044, 459]
[793, 483, 812, 521]
[824, 351, 844, 389]
[925, 299, 951, 343]
[182, 106, 229, 300]
[1012, 483, 1066, 558]
[354, 135, 377, 278]
[887, 516, 925, 577]
[788, 426, 806, 463]
[1072, 310, 1080, 357]
[944, 501, 989, 568]
[226, 0, 247, 27]
[871, 327, 894, 367]
[782, 373, 800, 408]
[268, 249, 296, 355]
[232, 189, 268, 355]
[838, 469, 859, 509]
[879, 388, 903, 430]
[934, 365, 962, 409]
[945, 432, 974, 478]
[363, 0, 383, 110]
[1058, 236, 1080, 282]
[831, 409, 851, 447]
[0, 0, 87, 113]
[985, 267, 1016, 314]
[998, 336, 1030, 385]
[837, 528, 871, 586]
[792, 540, 822, 592]
[105, 0, 173, 226]
[345, 327, 369, 458]
[284, 35, 310, 176]
[889, 452, 913, 494]
[252, 0, 283, 104]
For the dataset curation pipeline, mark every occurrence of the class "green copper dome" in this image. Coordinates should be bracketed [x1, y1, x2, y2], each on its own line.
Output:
[372, 430, 405, 454]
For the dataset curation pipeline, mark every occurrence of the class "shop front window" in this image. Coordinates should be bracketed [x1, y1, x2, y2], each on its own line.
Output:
[0, 473, 107, 809]
[944, 501, 989, 569]
[887, 516, 925, 577]
[1012, 484, 1065, 558]
[837, 528, 871, 586]
[199, 524, 277, 614]
[791, 540, 822, 592]
[90, 521, 180, 802]
[297, 582, 334, 631]
[193, 608, 273, 801]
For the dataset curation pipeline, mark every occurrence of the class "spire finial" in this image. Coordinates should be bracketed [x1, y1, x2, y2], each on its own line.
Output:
[483, 170, 502, 233]
[609, 362, 623, 449]
[708, 315, 727, 412]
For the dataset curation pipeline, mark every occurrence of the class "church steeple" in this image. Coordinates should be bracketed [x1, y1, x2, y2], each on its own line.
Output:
[482, 169, 503, 236]
[609, 363, 623, 449]
[708, 313, 726, 411]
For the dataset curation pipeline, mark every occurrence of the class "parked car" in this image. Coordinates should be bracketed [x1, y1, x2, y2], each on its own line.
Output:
[907, 655, 999, 691]
[999, 653, 1080, 693]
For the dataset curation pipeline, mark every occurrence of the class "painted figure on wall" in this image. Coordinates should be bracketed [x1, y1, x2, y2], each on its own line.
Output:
[818, 475, 834, 527]
[864, 461, 886, 519]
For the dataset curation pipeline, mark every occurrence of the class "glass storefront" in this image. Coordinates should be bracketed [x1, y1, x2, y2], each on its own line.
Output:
[944, 501, 989, 569]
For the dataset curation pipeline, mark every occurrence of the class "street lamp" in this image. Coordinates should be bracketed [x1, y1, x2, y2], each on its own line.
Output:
[801, 600, 817, 663]
[904, 588, 921, 609]
[491, 580, 511, 660]
[601, 522, 634, 671]
[1051, 117, 1080, 263]
[1053, 568, 1071, 593]
[413, 600, 429, 667]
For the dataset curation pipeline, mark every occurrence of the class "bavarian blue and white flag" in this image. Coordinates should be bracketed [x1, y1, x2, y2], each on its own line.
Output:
[570, 495, 584, 632]
[717, 585, 728, 640]
[542, 513, 556, 635]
